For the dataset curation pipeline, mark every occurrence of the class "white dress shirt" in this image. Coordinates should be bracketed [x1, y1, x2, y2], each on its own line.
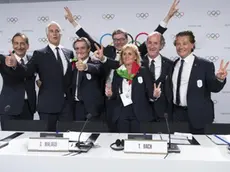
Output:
[49, 44, 68, 75]
[148, 54, 162, 80]
[172, 53, 195, 106]
[121, 78, 133, 106]
[15, 53, 28, 99]
[75, 57, 89, 101]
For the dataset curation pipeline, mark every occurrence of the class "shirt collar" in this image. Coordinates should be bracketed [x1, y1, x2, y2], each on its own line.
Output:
[48, 43, 63, 51]
[180, 53, 194, 63]
[82, 57, 89, 64]
[148, 54, 161, 63]
[14, 53, 26, 63]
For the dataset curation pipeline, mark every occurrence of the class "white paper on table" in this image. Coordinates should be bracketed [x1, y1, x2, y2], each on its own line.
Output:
[223, 135, 230, 143]
[161, 134, 191, 145]
[152, 134, 162, 140]
[207, 135, 228, 145]
[174, 132, 193, 140]
[63, 132, 91, 142]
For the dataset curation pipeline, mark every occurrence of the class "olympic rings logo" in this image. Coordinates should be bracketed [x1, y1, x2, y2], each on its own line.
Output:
[205, 56, 219, 63]
[37, 16, 49, 22]
[69, 37, 78, 42]
[174, 11, 184, 18]
[102, 14, 115, 20]
[206, 33, 220, 40]
[38, 38, 48, 43]
[136, 13, 149, 19]
[207, 10, 221, 17]
[73, 15, 82, 21]
[7, 17, 18, 23]
[99, 32, 148, 46]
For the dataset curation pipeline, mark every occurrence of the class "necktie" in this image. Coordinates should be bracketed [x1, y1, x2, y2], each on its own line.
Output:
[176, 59, 185, 105]
[56, 47, 64, 75]
[20, 58, 25, 65]
[150, 60, 155, 81]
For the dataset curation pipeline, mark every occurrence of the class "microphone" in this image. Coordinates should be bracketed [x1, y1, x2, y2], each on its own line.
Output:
[164, 113, 180, 153]
[76, 113, 93, 148]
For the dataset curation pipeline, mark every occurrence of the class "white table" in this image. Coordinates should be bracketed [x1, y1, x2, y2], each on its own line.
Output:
[0, 132, 229, 172]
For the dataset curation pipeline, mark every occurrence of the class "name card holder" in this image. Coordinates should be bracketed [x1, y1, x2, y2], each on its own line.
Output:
[28, 137, 69, 152]
[124, 139, 168, 154]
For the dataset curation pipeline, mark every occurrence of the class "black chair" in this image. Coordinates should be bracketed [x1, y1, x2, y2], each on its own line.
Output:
[205, 123, 230, 134]
[2, 120, 48, 131]
[56, 121, 109, 132]
[140, 122, 190, 134]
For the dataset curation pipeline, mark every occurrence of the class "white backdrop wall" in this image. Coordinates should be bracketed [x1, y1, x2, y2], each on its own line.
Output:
[0, 0, 229, 123]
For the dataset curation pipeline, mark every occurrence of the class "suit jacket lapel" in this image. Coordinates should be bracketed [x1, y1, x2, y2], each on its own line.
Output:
[117, 74, 123, 94]
[46, 45, 56, 59]
[155, 55, 165, 82]
[142, 55, 149, 68]
[61, 48, 70, 63]
[187, 55, 199, 95]
[131, 68, 141, 95]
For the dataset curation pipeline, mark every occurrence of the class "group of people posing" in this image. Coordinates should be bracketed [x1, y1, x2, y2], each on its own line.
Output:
[0, 0, 229, 134]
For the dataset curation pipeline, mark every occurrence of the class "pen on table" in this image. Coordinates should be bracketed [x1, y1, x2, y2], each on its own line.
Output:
[214, 135, 230, 145]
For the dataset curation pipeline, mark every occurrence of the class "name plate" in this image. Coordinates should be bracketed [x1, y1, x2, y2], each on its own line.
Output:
[28, 137, 69, 152]
[124, 139, 168, 154]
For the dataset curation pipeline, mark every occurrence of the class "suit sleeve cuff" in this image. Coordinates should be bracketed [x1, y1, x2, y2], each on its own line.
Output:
[75, 24, 82, 32]
[149, 97, 158, 102]
[160, 21, 167, 28]
[101, 56, 108, 63]
[217, 77, 225, 83]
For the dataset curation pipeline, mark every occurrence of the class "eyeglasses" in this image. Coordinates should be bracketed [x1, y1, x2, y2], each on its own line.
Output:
[113, 38, 127, 42]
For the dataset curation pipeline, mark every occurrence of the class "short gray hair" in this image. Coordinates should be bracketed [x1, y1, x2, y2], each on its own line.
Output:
[46, 21, 62, 35]
[147, 31, 165, 50]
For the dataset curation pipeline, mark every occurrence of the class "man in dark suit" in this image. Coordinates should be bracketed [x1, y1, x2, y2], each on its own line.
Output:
[72, 37, 103, 121]
[5, 21, 74, 131]
[142, 32, 173, 122]
[0, 33, 36, 130]
[169, 31, 229, 134]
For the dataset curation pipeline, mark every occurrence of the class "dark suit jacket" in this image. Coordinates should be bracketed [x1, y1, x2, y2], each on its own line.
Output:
[0, 54, 36, 116]
[168, 55, 226, 129]
[110, 66, 154, 122]
[19, 46, 74, 114]
[142, 54, 173, 120]
[72, 58, 104, 117]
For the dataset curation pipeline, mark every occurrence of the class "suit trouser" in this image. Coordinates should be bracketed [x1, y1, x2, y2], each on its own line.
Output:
[0, 100, 34, 130]
[115, 105, 140, 133]
[74, 101, 87, 121]
[39, 99, 73, 131]
[105, 99, 117, 132]
[73, 101, 101, 121]
[173, 105, 205, 134]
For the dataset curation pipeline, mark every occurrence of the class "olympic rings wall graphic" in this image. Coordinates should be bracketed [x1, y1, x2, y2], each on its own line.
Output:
[99, 32, 148, 46]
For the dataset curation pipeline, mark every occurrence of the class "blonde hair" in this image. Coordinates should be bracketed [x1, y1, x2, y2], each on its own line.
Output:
[119, 44, 141, 65]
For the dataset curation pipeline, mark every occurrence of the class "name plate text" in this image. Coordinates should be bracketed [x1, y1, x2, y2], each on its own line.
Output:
[28, 137, 69, 152]
[124, 139, 167, 154]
